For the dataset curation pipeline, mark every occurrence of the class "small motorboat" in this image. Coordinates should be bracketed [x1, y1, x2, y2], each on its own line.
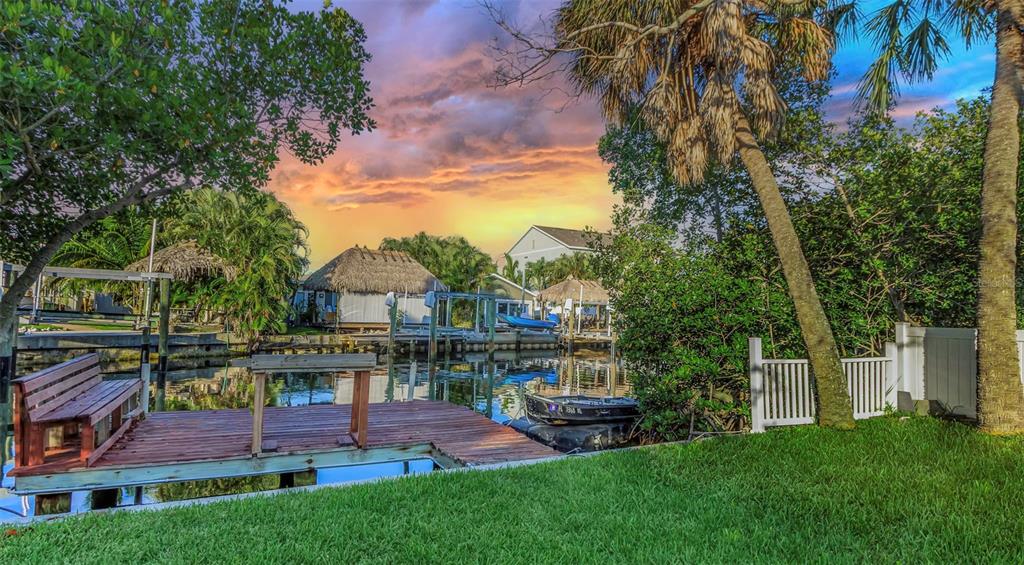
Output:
[497, 314, 557, 331]
[525, 393, 640, 425]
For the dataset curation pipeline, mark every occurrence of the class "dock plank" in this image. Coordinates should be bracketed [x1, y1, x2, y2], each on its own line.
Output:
[9, 401, 557, 477]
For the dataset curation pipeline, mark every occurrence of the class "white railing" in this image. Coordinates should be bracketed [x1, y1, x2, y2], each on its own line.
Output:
[749, 337, 898, 432]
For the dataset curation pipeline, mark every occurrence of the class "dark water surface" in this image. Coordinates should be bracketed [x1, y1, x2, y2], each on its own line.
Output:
[1, 349, 627, 519]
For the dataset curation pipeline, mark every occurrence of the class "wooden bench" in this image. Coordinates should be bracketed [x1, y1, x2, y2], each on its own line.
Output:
[12, 353, 143, 468]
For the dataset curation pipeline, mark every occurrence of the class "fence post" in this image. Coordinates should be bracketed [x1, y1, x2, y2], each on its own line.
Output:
[884, 341, 898, 410]
[749, 337, 764, 433]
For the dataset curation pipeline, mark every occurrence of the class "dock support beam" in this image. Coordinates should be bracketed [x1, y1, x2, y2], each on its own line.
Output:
[349, 370, 370, 448]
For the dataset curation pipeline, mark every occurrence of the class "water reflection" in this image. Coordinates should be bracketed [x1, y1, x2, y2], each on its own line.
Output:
[0, 349, 625, 518]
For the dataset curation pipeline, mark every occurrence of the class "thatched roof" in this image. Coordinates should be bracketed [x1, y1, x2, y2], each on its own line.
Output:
[539, 276, 610, 304]
[303, 247, 446, 294]
[127, 240, 236, 282]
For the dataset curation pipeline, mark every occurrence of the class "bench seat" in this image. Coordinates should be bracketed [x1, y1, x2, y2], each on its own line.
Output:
[35, 379, 142, 424]
[12, 353, 144, 468]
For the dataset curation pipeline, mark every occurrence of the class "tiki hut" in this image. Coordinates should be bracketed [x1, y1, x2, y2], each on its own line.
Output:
[296, 247, 446, 325]
[127, 240, 236, 283]
[539, 276, 611, 330]
[539, 276, 610, 306]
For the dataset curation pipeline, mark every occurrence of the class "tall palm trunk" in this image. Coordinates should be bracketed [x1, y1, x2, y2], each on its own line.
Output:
[976, 3, 1024, 434]
[735, 113, 855, 429]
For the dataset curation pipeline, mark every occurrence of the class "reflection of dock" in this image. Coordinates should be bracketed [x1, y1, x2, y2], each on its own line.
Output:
[8, 401, 557, 496]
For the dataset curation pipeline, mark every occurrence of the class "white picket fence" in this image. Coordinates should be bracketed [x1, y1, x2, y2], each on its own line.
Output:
[749, 337, 898, 432]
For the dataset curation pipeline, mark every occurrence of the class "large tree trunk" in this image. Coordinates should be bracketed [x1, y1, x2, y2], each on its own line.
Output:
[735, 113, 855, 429]
[976, 3, 1024, 434]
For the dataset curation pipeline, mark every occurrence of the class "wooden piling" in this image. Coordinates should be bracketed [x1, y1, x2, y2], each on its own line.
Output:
[156, 277, 170, 411]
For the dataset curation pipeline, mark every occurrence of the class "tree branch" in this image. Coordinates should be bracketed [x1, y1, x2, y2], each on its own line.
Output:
[0, 168, 188, 341]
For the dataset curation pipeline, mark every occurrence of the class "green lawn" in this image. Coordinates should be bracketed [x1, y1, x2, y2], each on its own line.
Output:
[3, 416, 1024, 563]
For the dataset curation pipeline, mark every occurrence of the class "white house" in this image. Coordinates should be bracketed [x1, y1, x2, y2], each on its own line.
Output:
[505, 226, 607, 271]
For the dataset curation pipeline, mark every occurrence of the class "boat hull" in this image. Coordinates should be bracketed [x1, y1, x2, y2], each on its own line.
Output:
[525, 394, 640, 425]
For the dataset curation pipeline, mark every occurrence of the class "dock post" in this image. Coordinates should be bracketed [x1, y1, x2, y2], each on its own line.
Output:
[609, 327, 618, 396]
[156, 277, 170, 411]
[386, 292, 398, 357]
[487, 298, 496, 352]
[428, 300, 438, 363]
[474, 296, 480, 333]
[139, 280, 154, 413]
[407, 359, 417, 401]
[252, 372, 266, 456]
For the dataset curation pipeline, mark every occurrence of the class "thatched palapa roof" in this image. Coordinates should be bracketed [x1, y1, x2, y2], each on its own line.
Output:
[539, 276, 610, 305]
[127, 240, 236, 282]
[303, 247, 446, 294]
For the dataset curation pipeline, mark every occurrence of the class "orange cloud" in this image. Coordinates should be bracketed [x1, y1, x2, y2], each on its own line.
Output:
[271, 1, 616, 269]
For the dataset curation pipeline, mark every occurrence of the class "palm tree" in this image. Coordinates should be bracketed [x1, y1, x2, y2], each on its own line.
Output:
[165, 189, 308, 346]
[859, 1, 1024, 432]
[492, 0, 855, 427]
[501, 253, 520, 281]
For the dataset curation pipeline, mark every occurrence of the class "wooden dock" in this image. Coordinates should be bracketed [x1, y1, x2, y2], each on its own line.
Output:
[8, 401, 559, 495]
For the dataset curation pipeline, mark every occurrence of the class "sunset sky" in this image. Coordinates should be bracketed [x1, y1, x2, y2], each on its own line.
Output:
[274, 0, 996, 269]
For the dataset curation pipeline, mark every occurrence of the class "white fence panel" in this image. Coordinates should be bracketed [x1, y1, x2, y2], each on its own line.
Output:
[750, 338, 897, 432]
[894, 324, 1024, 418]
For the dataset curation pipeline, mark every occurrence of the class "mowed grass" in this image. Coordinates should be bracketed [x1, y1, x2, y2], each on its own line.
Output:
[3, 416, 1024, 563]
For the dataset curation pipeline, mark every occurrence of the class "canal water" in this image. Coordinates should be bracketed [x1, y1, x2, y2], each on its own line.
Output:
[0, 349, 627, 519]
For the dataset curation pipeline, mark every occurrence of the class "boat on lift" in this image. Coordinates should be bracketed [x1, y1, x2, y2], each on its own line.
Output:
[497, 313, 557, 331]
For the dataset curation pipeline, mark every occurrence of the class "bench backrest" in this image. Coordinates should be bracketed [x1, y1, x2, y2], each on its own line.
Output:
[12, 353, 102, 421]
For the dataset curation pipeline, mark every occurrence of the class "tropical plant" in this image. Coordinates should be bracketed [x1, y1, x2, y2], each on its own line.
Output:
[50, 207, 156, 311]
[0, 0, 374, 363]
[859, 0, 1024, 433]
[164, 189, 308, 347]
[501, 253, 520, 281]
[379, 232, 496, 292]
[522, 253, 598, 291]
[489, 0, 855, 427]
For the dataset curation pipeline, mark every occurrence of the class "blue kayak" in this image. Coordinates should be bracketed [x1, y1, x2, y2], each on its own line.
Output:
[497, 314, 557, 330]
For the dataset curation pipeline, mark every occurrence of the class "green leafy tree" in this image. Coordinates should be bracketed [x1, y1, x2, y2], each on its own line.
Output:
[490, 0, 857, 428]
[599, 95, 1024, 438]
[0, 0, 374, 358]
[379, 232, 495, 292]
[859, 0, 1024, 432]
